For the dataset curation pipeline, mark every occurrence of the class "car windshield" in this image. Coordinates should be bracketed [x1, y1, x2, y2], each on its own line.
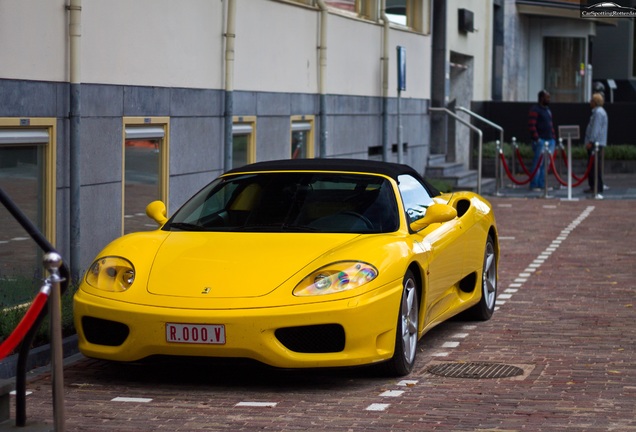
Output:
[166, 172, 400, 233]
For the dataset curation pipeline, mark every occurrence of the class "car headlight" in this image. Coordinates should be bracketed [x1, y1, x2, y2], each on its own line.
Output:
[85, 256, 135, 292]
[293, 261, 378, 297]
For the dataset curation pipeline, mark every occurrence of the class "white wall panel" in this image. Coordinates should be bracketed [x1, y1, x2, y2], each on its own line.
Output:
[0, 0, 433, 98]
[447, 0, 493, 101]
[325, 15, 382, 97]
[386, 29, 432, 100]
[0, 0, 67, 82]
[234, 1, 319, 94]
[234, 4, 431, 99]
[82, 0, 222, 88]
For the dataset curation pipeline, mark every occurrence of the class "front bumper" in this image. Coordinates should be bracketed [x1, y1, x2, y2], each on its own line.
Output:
[73, 282, 403, 369]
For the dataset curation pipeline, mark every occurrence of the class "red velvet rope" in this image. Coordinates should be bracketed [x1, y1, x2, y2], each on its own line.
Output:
[558, 148, 595, 182]
[548, 152, 594, 187]
[501, 148, 594, 187]
[0, 287, 50, 360]
[499, 151, 543, 185]
[515, 146, 533, 177]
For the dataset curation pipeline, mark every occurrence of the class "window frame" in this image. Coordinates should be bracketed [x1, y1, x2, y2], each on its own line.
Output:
[0, 117, 57, 245]
[122, 116, 170, 235]
[385, 0, 427, 34]
[290, 115, 315, 159]
[232, 116, 257, 169]
[279, 0, 428, 33]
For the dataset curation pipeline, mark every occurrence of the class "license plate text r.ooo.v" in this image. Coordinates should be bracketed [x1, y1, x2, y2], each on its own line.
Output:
[166, 323, 226, 344]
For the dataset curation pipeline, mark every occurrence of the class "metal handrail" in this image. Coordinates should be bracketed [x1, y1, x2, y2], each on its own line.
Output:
[428, 107, 484, 194]
[457, 106, 505, 194]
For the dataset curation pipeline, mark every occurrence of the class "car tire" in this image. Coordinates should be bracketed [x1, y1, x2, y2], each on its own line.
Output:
[465, 234, 497, 321]
[382, 269, 419, 376]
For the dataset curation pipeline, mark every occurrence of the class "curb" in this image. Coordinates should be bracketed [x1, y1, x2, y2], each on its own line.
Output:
[0, 335, 78, 380]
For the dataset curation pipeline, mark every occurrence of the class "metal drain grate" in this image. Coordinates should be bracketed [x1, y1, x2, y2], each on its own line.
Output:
[427, 362, 524, 379]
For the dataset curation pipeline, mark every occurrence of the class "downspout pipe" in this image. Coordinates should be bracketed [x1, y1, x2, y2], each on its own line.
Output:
[317, 0, 328, 158]
[69, 0, 81, 282]
[381, 1, 390, 162]
[224, 0, 236, 172]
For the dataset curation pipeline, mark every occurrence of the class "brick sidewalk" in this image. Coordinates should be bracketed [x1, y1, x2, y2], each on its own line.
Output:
[3, 197, 635, 431]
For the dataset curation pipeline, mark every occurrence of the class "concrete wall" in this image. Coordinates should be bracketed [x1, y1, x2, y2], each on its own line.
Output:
[0, 79, 431, 271]
[446, 0, 493, 102]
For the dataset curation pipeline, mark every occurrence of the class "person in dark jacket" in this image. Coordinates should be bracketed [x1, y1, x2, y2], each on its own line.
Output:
[528, 90, 556, 190]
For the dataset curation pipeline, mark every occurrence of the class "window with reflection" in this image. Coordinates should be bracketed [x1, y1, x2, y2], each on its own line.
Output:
[325, 0, 356, 12]
[123, 119, 169, 235]
[0, 122, 55, 304]
[291, 116, 315, 159]
[232, 118, 256, 169]
[166, 172, 399, 234]
[324, 0, 377, 19]
[397, 174, 434, 223]
[544, 37, 586, 102]
[386, 0, 406, 24]
[385, 0, 426, 32]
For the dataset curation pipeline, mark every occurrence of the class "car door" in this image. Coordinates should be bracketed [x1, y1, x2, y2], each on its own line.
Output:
[398, 175, 465, 327]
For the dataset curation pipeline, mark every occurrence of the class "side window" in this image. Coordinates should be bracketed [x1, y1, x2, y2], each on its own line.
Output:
[123, 117, 169, 235]
[397, 174, 434, 223]
[0, 118, 56, 282]
[324, 0, 356, 12]
[324, 0, 377, 20]
[232, 117, 256, 169]
[385, 0, 428, 34]
[291, 115, 315, 159]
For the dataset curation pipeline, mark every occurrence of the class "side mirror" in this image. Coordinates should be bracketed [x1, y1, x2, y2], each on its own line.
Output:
[409, 203, 457, 232]
[146, 200, 168, 226]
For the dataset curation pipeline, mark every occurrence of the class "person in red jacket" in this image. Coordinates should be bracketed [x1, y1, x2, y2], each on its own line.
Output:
[528, 90, 556, 190]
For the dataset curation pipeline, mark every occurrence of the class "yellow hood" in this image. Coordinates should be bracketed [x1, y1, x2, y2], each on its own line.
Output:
[146, 232, 358, 299]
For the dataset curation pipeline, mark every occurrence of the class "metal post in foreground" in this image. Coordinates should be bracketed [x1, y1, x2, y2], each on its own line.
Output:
[511, 137, 517, 187]
[594, 142, 603, 200]
[44, 252, 66, 432]
[564, 134, 576, 201]
[495, 140, 501, 196]
[557, 138, 563, 190]
[542, 140, 551, 199]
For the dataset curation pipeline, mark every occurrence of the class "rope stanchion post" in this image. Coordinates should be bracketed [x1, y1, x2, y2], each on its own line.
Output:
[44, 251, 66, 432]
[556, 125, 581, 201]
[557, 137, 563, 190]
[542, 140, 551, 198]
[566, 134, 574, 200]
[594, 141, 603, 200]
[511, 137, 517, 186]
[495, 140, 501, 196]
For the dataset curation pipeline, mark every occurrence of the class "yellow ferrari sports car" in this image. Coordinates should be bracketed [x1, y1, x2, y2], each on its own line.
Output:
[74, 159, 498, 376]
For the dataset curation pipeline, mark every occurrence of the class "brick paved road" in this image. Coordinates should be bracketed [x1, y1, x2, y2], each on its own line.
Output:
[6, 197, 636, 431]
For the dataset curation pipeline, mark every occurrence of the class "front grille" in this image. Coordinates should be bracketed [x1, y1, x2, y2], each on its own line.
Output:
[275, 324, 345, 353]
[82, 316, 130, 346]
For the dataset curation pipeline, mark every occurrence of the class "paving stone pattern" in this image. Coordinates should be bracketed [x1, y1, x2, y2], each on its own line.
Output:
[5, 197, 636, 431]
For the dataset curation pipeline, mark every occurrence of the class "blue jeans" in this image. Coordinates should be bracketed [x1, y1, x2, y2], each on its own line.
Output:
[530, 139, 555, 189]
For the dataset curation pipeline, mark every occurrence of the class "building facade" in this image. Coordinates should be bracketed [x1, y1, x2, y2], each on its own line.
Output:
[1, 0, 624, 283]
[0, 0, 439, 278]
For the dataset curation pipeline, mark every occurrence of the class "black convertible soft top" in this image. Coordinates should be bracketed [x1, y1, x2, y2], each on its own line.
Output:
[224, 158, 440, 196]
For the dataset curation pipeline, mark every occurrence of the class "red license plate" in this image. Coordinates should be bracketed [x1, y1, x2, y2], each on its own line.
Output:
[166, 323, 226, 345]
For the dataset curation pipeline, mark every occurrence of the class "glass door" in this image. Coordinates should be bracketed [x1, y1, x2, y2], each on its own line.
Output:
[544, 37, 586, 102]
